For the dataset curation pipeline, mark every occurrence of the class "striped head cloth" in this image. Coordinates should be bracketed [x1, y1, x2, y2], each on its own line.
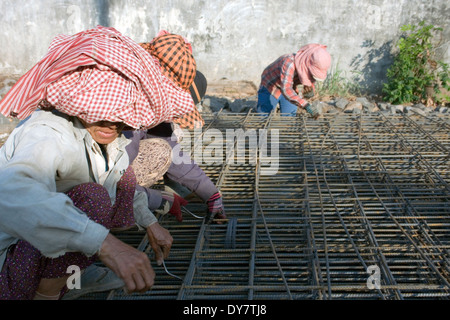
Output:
[0, 26, 195, 130]
[140, 32, 197, 91]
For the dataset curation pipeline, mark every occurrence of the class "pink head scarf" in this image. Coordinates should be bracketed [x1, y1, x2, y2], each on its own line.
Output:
[0, 26, 195, 130]
[294, 44, 331, 87]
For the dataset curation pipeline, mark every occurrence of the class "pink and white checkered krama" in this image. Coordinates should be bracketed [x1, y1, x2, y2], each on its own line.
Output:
[0, 26, 195, 130]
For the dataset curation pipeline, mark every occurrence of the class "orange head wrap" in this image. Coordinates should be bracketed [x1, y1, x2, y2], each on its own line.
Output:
[140, 31, 196, 91]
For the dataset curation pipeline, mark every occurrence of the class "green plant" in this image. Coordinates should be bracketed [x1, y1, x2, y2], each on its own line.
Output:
[383, 21, 450, 105]
[436, 61, 450, 103]
[315, 63, 360, 99]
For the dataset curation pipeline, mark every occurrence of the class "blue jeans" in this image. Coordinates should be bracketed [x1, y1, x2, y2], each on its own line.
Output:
[256, 86, 298, 116]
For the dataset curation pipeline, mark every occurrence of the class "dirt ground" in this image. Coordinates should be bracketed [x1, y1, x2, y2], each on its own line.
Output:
[205, 78, 258, 99]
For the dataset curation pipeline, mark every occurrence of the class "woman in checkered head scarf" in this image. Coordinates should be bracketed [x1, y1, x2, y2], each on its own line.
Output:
[0, 26, 195, 129]
[125, 66, 227, 226]
[128, 31, 226, 227]
[0, 26, 181, 299]
[256, 43, 331, 118]
[140, 31, 205, 129]
[140, 31, 197, 91]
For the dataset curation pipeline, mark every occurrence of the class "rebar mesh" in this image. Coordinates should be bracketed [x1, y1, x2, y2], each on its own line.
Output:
[82, 111, 449, 300]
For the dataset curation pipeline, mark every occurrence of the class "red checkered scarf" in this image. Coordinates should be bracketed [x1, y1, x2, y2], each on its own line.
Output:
[0, 26, 195, 130]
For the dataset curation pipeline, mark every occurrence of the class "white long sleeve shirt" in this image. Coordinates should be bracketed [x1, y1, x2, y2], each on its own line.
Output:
[0, 110, 157, 270]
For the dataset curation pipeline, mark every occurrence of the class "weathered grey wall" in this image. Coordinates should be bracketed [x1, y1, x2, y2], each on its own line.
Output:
[0, 0, 449, 94]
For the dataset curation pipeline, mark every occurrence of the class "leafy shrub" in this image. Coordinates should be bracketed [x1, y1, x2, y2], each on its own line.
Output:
[383, 21, 449, 105]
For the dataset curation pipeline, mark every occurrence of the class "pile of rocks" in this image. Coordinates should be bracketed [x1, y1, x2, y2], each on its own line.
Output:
[200, 95, 257, 113]
[308, 97, 449, 117]
[198, 93, 449, 117]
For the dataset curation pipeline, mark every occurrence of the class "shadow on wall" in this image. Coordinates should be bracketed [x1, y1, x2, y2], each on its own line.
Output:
[350, 40, 394, 95]
[96, 0, 111, 27]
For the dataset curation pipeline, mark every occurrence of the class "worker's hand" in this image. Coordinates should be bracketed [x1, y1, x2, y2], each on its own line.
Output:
[98, 233, 155, 293]
[146, 222, 173, 266]
[304, 103, 320, 119]
[156, 191, 189, 222]
[302, 86, 315, 99]
[205, 192, 227, 224]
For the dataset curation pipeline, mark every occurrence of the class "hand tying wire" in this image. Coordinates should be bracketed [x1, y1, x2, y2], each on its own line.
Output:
[205, 192, 227, 224]
[146, 222, 173, 266]
[304, 103, 321, 120]
[155, 190, 189, 222]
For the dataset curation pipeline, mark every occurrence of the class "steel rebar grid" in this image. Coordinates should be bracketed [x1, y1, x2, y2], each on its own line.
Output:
[81, 111, 449, 300]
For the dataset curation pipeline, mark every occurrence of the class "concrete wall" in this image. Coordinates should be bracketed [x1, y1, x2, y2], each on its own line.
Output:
[0, 0, 449, 94]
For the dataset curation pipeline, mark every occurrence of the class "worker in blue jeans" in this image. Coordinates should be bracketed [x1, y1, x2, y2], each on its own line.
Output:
[256, 86, 298, 116]
[256, 44, 331, 118]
